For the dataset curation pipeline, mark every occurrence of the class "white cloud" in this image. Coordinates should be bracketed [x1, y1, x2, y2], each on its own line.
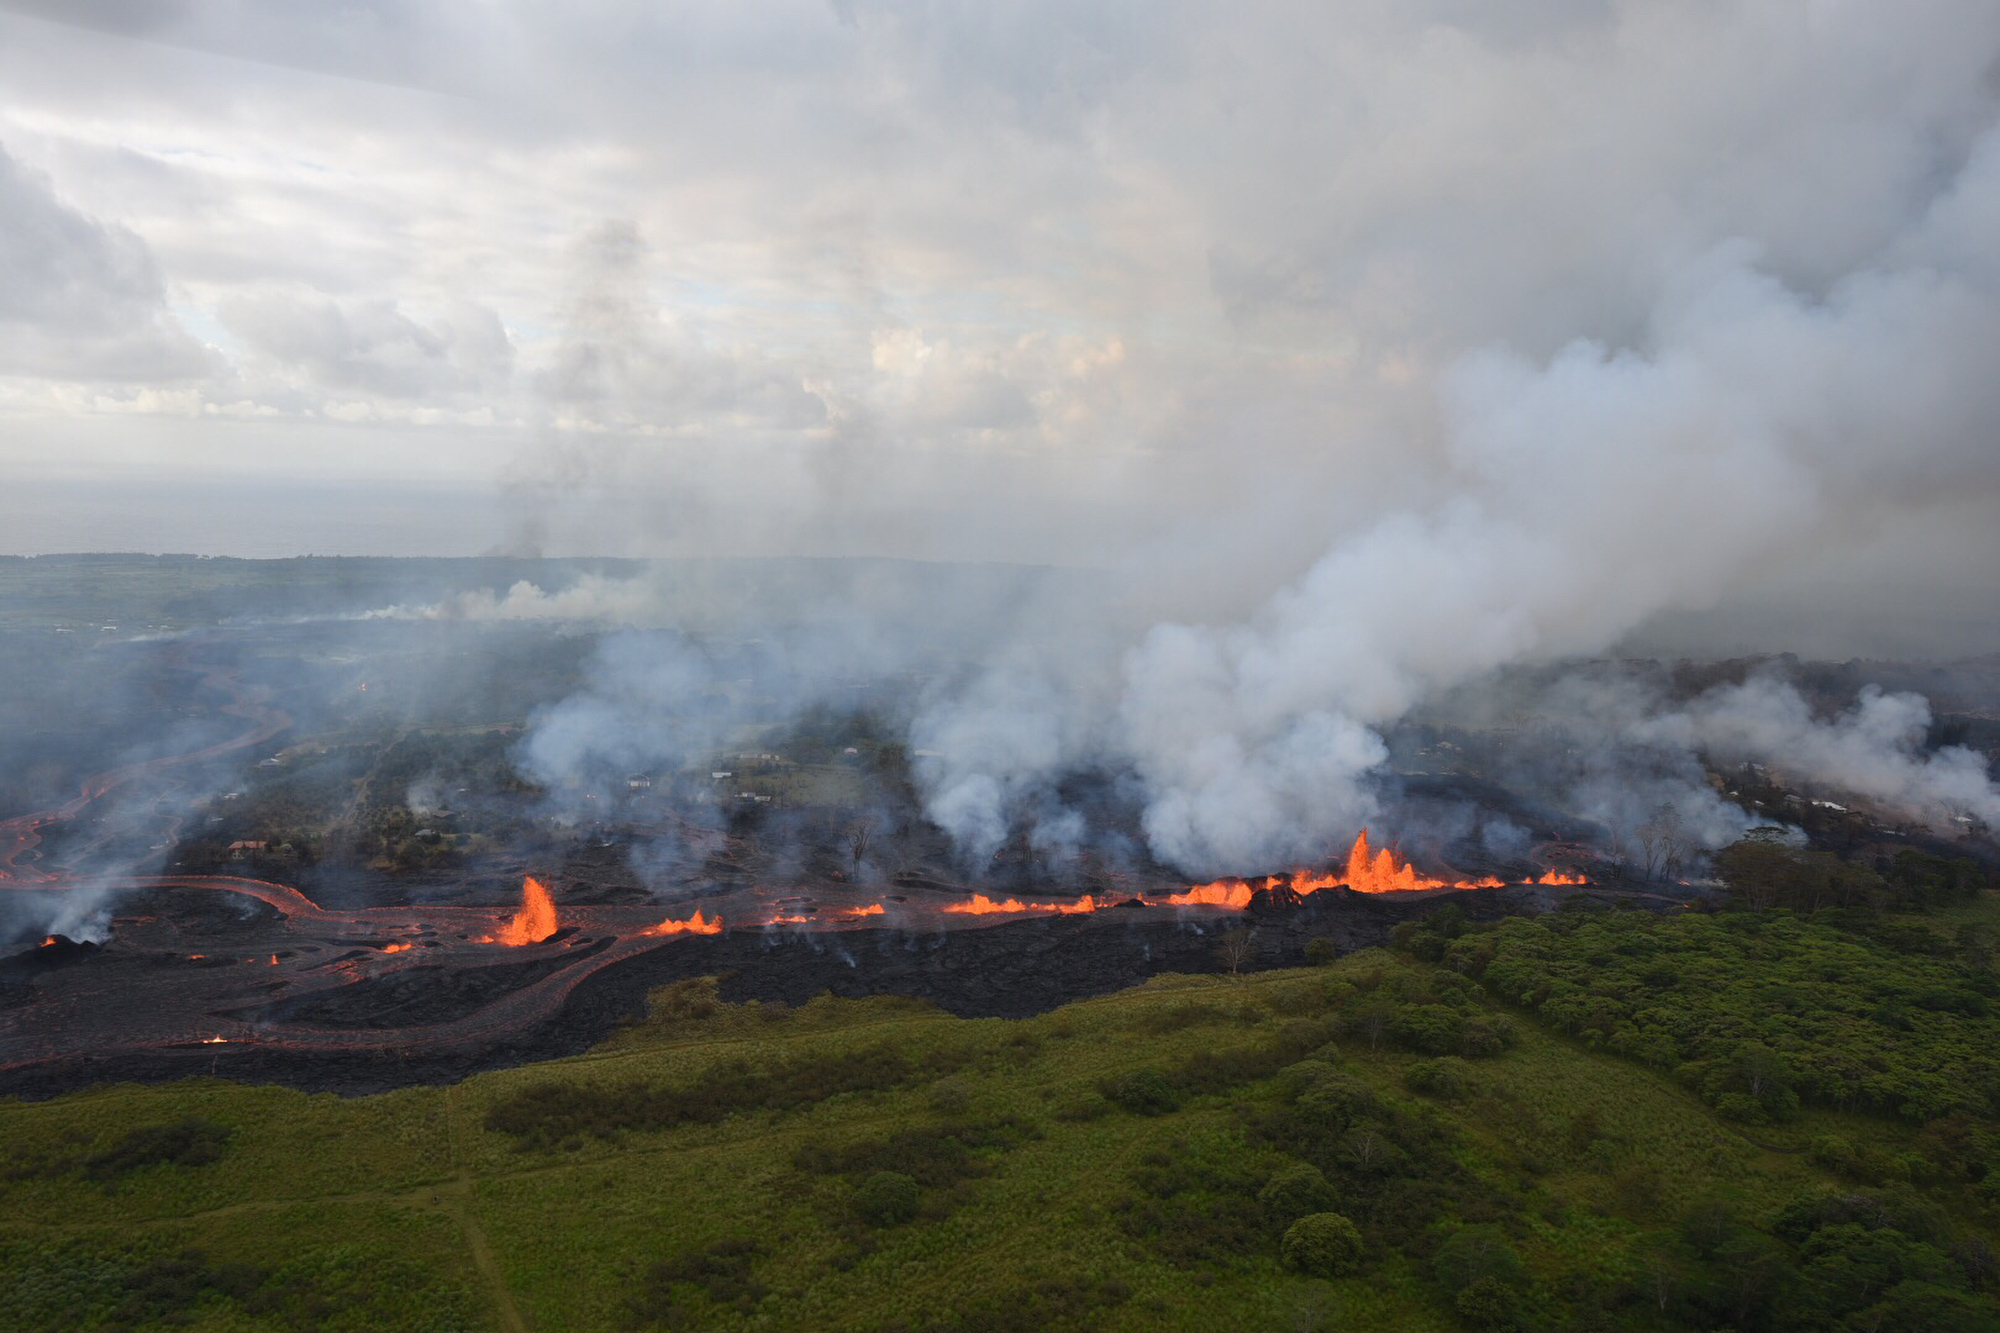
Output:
[0, 143, 211, 380]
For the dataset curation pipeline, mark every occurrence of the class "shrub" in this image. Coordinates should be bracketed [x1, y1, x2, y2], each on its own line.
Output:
[1404, 1058, 1476, 1100]
[1457, 1016, 1516, 1058]
[1810, 1135, 1860, 1174]
[1454, 1276, 1526, 1331]
[853, 1171, 921, 1227]
[927, 1077, 974, 1117]
[1101, 1068, 1179, 1116]
[1304, 937, 1337, 966]
[83, 1119, 232, 1182]
[1281, 1212, 1364, 1277]
[941, 1275, 1132, 1332]
[631, 1238, 769, 1322]
[1259, 1162, 1337, 1221]
[1434, 1225, 1527, 1295]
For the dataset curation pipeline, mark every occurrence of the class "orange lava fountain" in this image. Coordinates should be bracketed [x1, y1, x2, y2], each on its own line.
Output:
[1176, 829, 1508, 903]
[640, 908, 723, 938]
[601, 831, 1583, 941]
[40, 935, 57, 948]
[482, 875, 559, 945]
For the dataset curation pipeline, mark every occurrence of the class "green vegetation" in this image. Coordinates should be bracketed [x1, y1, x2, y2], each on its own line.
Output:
[3, 892, 1997, 1330]
[1426, 897, 1999, 1124]
[1281, 1212, 1364, 1277]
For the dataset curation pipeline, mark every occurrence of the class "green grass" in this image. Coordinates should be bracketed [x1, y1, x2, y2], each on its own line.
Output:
[1, 949, 1991, 1331]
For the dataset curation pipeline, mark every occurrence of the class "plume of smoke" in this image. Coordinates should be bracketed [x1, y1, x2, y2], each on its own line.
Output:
[460, 9, 2000, 880]
[912, 139, 2000, 873]
[365, 575, 667, 624]
[1643, 676, 2000, 831]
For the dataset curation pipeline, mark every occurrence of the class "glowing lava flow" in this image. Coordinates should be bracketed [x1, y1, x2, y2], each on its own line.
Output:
[481, 875, 559, 945]
[1172, 829, 1509, 904]
[944, 893, 1113, 917]
[639, 908, 724, 938]
[1534, 870, 1588, 886]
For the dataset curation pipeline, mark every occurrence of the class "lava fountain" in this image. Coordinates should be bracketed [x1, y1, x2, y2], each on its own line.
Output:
[639, 908, 724, 938]
[482, 875, 559, 945]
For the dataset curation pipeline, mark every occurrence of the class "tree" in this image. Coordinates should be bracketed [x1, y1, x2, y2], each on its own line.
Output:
[1259, 1162, 1337, 1221]
[1339, 1127, 1398, 1176]
[1344, 998, 1397, 1052]
[1454, 1277, 1525, 1331]
[1281, 1212, 1364, 1278]
[1711, 1042, 1801, 1122]
[1636, 802, 1690, 882]
[1216, 928, 1255, 978]
[1639, 1243, 1690, 1316]
[1434, 1225, 1527, 1295]
[847, 817, 872, 879]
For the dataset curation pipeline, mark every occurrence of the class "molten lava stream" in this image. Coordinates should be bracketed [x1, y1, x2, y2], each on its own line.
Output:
[481, 875, 559, 945]
[943, 893, 1111, 917]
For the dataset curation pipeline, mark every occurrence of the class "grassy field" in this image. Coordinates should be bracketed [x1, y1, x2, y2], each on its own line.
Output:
[1, 938, 1990, 1332]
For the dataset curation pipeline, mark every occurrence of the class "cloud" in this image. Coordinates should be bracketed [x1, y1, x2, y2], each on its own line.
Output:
[219, 293, 514, 400]
[0, 143, 211, 381]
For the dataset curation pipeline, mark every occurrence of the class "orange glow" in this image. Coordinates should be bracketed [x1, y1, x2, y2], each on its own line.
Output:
[1332, 829, 1505, 895]
[40, 935, 57, 948]
[640, 908, 723, 938]
[1174, 830, 1511, 903]
[1160, 879, 1259, 909]
[380, 942, 413, 954]
[481, 875, 559, 945]
[943, 892, 1111, 916]
[268, 954, 280, 965]
[1535, 870, 1588, 886]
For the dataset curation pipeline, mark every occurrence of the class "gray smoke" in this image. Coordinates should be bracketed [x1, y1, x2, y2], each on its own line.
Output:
[342, 4, 2000, 878]
[913, 201, 2000, 871]
[1641, 676, 2000, 831]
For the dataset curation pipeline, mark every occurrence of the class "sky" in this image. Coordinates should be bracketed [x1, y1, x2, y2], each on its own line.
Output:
[1, 0, 1998, 657]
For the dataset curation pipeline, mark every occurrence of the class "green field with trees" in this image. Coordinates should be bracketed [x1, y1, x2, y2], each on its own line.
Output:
[3, 883, 1996, 1331]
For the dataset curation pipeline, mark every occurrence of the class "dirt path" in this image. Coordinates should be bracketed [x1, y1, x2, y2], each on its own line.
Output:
[441, 1175, 529, 1333]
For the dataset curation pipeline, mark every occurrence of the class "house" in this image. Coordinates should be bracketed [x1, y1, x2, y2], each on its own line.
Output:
[227, 840, 268, 859]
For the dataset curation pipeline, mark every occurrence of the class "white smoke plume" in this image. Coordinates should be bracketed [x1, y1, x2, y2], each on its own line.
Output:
[347, 3, 2000, 878]
[1644, 677, 2000, 832]
[915, 214, 2000, 871]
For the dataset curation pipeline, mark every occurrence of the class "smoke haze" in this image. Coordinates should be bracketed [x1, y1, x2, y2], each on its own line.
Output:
[4, 3, 1999, 875]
